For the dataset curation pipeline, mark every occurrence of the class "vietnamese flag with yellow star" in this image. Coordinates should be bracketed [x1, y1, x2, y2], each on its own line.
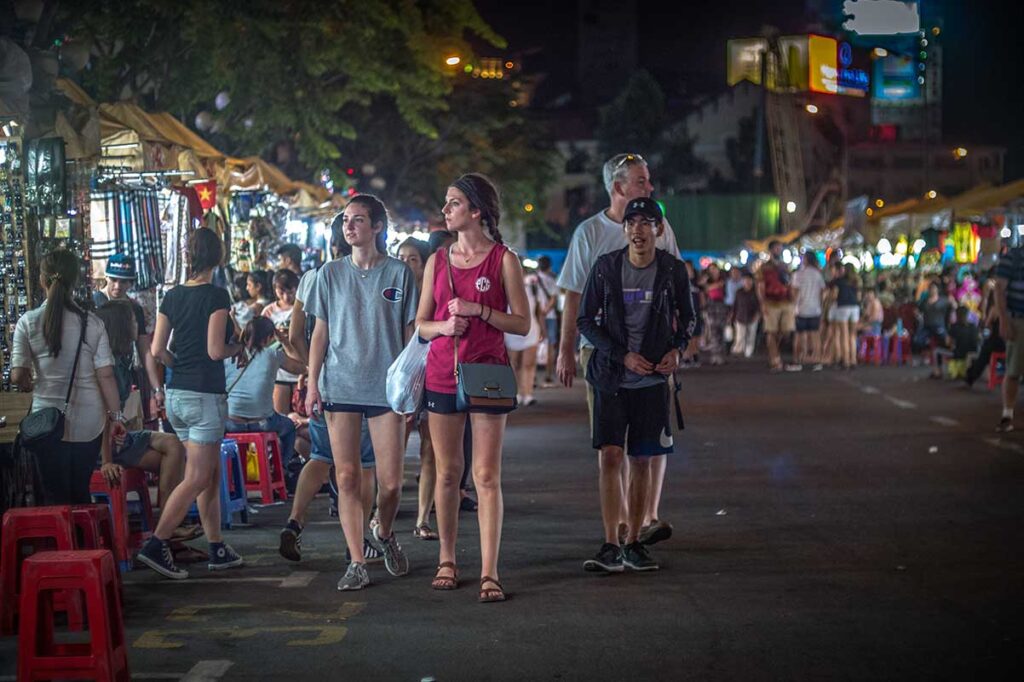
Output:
[193, 180, 217, 211]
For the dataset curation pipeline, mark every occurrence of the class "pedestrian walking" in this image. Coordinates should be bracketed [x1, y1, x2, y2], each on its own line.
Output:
[702, 263, 728, 365]
[731, 271, 760, 357]
[556, 153, 681, 546]
[792, 251, 826, 370]
[994, 245, 1024, 431]
[278, 217, 383, 566]
[11, 249, 127, 504]
[534, 255, 560, 387]
[261, 269, 301, 416]
[507, 266, 544, 406]
[416, 173, 530, 603]
[577, 198, 695, 573]
[397, 237, 439, 541]
[304, 194, 418, 591]
[139, 227, 246, 579]
[829, 263, 861, 370]
[757, 240, 799, 372]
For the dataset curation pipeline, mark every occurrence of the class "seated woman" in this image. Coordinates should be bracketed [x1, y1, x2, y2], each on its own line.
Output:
[224, 316, 305, 479]
[94, 301, 197, 550]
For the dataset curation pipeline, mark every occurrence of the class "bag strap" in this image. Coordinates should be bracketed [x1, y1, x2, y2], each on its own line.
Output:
[63, 311, 88, 413]
[446, 247, 459, 378]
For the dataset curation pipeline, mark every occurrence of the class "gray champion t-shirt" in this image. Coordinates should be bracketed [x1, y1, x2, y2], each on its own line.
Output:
[621, 258, 664, 388]
[305, 256, 418, 406]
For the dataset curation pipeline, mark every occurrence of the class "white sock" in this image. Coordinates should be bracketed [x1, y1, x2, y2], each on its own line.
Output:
[1002, 408, 1014, 419]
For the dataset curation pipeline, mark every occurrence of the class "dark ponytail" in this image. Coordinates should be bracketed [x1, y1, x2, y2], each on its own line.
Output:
[240, 316, 276, 356]
[188, 227, 224, 278]
[451, 173, 502, 245]
[39, 249, 82, 357]
[347, 194, 389, 254]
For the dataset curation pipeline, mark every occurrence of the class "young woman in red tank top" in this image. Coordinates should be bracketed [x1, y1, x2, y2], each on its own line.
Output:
[416, 173, 530, 603]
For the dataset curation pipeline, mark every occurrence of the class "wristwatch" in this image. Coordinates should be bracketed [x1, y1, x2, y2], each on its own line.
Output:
[106, 410, 125, 423]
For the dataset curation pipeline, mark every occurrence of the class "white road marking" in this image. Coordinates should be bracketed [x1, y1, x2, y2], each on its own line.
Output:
[181, 660, 234, 682]
[159, 572, 318, 588]
[860, 385, 881, 394]
[930, 416, 960, 427]
[884, 395, 917, 409]
[982, 437, 1024, 453]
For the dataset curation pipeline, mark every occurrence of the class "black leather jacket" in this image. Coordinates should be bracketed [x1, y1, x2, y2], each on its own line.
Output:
[577, 248, 697, 393]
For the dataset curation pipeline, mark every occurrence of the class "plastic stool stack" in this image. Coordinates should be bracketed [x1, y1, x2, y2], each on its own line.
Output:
[0, 506, 83, 636]
[17, 549, 130, 682]
[231, 432, 288, 504]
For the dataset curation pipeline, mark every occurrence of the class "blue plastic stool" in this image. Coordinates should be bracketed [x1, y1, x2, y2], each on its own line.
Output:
[186, 439, 249, 530]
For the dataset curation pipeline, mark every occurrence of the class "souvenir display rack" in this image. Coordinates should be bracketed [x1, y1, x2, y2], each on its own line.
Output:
[1, 137, 30, 392]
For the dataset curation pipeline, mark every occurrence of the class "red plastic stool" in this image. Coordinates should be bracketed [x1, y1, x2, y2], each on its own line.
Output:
[71, 505, 116, 556]
[989, 352, 1007, 390]
[231, 432, 288, 503]
[17, 550, 130, 682]
[89, 468, 154, 570]
[888, 333, 911, 365]
[857, 334, 885, 365]
[0, 506, 83, 635]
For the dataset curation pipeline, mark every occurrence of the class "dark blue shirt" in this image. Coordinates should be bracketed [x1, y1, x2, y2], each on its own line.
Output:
[996, 247, 1024, 316]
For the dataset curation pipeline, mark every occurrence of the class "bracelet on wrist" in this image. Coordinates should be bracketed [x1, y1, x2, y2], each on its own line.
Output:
[106, 410, 125, 423]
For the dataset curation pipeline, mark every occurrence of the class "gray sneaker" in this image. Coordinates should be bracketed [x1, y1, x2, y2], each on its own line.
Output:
[373, 524, 410, 577]
[337, 562, 370, 591]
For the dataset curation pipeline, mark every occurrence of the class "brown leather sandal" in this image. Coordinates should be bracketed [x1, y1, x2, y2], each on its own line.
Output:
[479, 576, 506, 603]
[431, 562, 459, 590]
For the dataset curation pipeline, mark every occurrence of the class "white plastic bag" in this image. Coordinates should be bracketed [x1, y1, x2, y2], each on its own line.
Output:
[386, 331, 430, 414]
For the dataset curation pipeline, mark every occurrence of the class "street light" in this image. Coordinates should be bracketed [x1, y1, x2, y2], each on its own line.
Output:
[445, 55, 461, 66]
[785, 201, 797, 214]
[875, 198, 885, 208]
[805, 104, 818, 114]
[926, 189, 938, 199]
[953, 147, 968, 159]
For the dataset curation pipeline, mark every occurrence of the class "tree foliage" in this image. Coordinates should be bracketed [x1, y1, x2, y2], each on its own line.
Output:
[596, 69, 705, 196]
[59, 0, 505, 173]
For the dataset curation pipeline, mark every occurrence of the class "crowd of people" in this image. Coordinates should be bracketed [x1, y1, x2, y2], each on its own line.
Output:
[11, 150, 1019, 606]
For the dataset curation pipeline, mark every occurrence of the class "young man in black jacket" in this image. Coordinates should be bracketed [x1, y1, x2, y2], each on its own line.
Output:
[577, 198, 696, 572]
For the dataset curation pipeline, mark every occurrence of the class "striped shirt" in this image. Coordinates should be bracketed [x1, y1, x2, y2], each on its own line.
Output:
[996, 247, 1024, 316]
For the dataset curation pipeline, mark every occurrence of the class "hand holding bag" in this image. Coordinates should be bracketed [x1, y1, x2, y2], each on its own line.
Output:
[386, 329, 430, 414]
[446, 248, 518, 414]
[19, 311, 88, 450]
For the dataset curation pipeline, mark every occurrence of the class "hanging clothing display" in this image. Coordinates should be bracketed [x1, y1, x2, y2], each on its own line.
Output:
[88, 187, 165, 290]
[24, 137, 66, 217]
[162, 190, 193, 285]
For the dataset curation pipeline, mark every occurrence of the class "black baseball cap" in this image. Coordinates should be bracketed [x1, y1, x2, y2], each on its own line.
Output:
[623, 198, 663, 222]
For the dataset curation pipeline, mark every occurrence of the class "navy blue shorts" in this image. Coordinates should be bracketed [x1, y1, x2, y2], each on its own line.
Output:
[795, 315, 821, 332]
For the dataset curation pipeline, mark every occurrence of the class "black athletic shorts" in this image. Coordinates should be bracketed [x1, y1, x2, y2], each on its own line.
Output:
[795, 315, 821, 332]
[591, 382, 674, 457]
[424, 390, 461, 414]
[322, 403, 391, 418]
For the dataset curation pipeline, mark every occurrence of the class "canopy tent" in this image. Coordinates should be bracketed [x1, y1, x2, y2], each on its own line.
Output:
[744, 229, 802, 253]
[218, 156, 330, 202]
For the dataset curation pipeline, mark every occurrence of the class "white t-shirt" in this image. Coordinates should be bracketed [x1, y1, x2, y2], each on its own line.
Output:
[535, 270, 558, 320]
[791, 267, 827, 318]
[506, 274, 541, 351]
[557, 208, 680, 347]
[12, 306, 114, 442]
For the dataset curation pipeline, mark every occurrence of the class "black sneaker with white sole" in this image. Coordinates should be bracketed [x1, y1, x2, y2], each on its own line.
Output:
[996, 417, 1014, 433]
[623, 542, 659, 571]
[137, 537, 189, 580]
[279, 520, 303, 562]
[345, 538, 384, 564]
[639, 519, 673, 546]
[583, 542, 624, 573]
[208, 542, 244, 570]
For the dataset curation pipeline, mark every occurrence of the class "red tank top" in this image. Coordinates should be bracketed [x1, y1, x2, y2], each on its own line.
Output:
[425, 244, 510, 393]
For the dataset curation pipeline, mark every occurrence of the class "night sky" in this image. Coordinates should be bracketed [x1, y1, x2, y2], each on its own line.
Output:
[475, 0, 1024, 177]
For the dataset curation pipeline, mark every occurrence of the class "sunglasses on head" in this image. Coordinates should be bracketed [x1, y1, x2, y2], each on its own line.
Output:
[613, 153, 646, 170]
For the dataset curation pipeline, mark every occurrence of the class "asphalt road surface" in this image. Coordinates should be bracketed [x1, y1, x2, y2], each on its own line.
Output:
[2, 359, 1022, 681]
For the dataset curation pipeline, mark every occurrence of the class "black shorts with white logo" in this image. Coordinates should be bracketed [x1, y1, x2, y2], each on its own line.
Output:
[591, 381, 674, 457]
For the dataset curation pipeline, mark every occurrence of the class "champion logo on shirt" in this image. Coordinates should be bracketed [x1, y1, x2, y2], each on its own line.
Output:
[475, 277, 492, 293]
[381, 287, 403, 302]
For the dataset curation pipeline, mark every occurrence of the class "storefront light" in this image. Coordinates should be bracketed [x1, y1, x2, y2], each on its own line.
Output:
[912, 239, 926, 254]
[1000, 226, 1013, 239]
[785, 201, 797, 213]
[782, 250, 792, 264]
[877, 238, 892, 254]
[1017, 225, 1024, 236]
[842, 255, 861, 269]
[740, 249, 749, 264]
[926, 190, 938, 199]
